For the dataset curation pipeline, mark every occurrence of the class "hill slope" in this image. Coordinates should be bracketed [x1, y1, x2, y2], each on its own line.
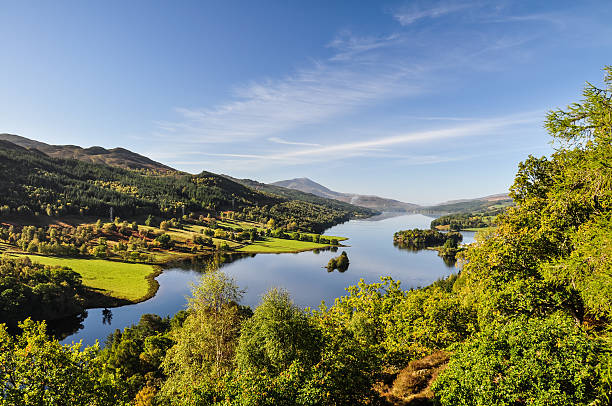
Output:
[422, 193, 513, 214]
[272, 177, 420, 212]
[0, 133, 174, 173]
[0, 140, 365, 232]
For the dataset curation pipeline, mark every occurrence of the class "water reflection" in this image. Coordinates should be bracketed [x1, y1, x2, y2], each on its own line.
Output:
[47, 311, 88, 341]
[102, 308, 113, 325]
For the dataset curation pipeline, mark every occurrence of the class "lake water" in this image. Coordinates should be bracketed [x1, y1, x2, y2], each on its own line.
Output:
[59, 213, 474, 347]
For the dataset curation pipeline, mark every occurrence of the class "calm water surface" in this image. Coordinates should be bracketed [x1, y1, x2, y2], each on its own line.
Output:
[60, 213, 474, 346]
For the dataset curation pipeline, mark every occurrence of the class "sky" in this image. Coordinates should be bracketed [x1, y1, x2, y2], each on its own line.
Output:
[1, 1, 612, 205]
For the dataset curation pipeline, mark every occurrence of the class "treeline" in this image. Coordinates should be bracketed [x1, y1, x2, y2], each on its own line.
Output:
[430, 212, 489, 230]
[0, 256, 85, 325]
[239, 200, 357, 234]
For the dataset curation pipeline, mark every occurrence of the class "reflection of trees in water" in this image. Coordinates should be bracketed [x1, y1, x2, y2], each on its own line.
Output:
[162, 252, 257, 274]
[440, 255, 456, 268]
[47, 311, 88, 341]
[394, 242, 457, 268]
[102, 308, 113, 325]
[393, 241, 422, 252]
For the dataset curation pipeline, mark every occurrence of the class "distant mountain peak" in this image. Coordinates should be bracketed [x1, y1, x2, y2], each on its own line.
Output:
[272, 177, 419, 212]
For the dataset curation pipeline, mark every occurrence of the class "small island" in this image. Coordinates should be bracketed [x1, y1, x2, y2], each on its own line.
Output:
[393, 228, 463, 262]
[326, 251, 349, 272]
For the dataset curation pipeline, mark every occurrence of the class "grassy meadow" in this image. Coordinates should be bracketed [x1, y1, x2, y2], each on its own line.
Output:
[18, 255, 157, 303]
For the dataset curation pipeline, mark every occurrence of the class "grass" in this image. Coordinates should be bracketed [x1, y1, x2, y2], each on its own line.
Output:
[18, 255, 157, 303]
[238, 237, 332, 253]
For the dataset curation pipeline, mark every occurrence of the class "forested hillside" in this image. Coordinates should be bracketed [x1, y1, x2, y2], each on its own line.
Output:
[0, 140, 370, 233]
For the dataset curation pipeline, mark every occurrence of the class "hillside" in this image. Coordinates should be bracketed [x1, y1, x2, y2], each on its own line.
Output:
[0, 133, 174, 173]
[0, 140, 364, 232]
[421, 193, 513, 214]
[272, 177, 420, 212]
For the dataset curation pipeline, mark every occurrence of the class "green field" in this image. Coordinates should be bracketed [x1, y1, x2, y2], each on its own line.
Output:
[238, 237, 333, 253]
[19, 255, 157, 302]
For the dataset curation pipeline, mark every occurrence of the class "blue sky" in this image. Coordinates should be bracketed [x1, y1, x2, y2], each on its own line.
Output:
[2, 1, 611, 205]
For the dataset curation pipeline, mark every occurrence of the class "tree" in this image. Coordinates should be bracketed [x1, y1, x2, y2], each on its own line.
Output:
[154, 234, 173, 249]
[160, 268, 247, 402]
[236, 288, 321, 376]
[144, 215, 154, 227]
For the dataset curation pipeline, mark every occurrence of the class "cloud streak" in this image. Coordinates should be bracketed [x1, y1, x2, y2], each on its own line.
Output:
[158, 60, 422, 143]
[204, 111, 543, 171]
[267, 137, 321, 147]
[393, 2, 477, 25]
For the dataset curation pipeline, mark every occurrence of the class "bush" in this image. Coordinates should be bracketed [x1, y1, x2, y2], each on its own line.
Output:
[432, 313, 604, 405]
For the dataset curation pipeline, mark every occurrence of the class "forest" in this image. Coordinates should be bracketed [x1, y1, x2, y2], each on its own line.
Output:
[0, 68, 611, 405]
[0, 140, 371, 233]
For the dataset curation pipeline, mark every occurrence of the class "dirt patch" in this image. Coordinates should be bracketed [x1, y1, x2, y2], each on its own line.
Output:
[376, 351, 450, 405]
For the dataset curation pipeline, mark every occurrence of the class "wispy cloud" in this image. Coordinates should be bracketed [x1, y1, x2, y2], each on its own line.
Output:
[264, 111, 541, 161]
[393, 2, 477, 25]
[205, 111, 542, 171]
[158, 60, 421, 143]
[268, 137, 321, 147]
[487, 13, 566, 28]
[152, 2, 572, 176]
[326, 31, 403, 61]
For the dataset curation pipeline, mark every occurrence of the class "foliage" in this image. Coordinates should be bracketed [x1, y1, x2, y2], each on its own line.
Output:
[236, 288, 321, 375]
[0, 255, 84, 325]
[0, 318, 129, 405]
[393, 228, 462, 248]
[100, 313, 178, 400]
[433, 313, 603, 405]
[430, 211, 501, 230]
[159, 268, 249, 403]
[432, 66, 612, 403]
[326, 251, 349, 272]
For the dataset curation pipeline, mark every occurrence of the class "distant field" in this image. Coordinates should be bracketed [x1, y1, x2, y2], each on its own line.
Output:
[18, 255, 156, 302]
[143, 224, 242, 249]
[238, 237, 331, 253]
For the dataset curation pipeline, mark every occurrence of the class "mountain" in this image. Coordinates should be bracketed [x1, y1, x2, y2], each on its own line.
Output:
[0, 140, 370, 232]
[0, 133, 174, 173]
[271, 177, 420, 212]
[223, 175, 375, 216]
